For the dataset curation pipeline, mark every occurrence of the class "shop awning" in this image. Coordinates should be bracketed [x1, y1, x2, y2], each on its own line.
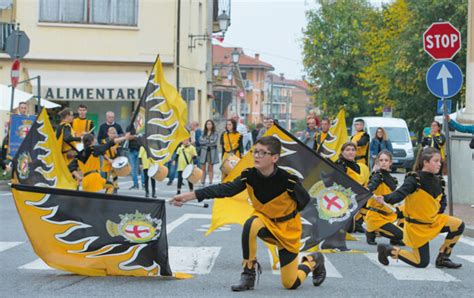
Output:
[28, 69, 148, 101]
[0, 84, 61, 111]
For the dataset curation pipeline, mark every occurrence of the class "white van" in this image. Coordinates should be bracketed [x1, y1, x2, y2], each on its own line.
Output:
[351, 117, 415, 171]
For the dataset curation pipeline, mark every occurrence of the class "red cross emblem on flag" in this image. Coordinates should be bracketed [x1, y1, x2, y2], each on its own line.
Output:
[323, 193, 344, 212]
[125, 225, 150, 239]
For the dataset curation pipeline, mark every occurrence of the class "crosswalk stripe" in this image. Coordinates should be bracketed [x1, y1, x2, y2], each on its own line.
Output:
[169, 246, 221, 274]
[267, 250, 342, 278]
[0, 241, 23, 253]
[19, 246, 222, 274]
[459, 237, 474, 247]
[457, 255, 474, 263]
[365, 253, 459, 282]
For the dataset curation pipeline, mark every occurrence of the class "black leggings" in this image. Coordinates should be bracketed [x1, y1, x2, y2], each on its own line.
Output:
[143, 169, 156, 193]
[378, 223, 403, 241]
[241, 216, 318, 289]
[177, 171, 193, 191]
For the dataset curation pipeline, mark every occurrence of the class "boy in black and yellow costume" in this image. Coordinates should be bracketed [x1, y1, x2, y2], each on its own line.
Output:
[69, 133, 131, 193]
[376, 147, 464, 269]
[72, 104, 95, 136]
[171, 136, 326, 291]
[313, 117, 330, 153]
[56, 108, 82, 166]
[350, 119, 370, 166]
[365, 150, 404, 246]
[102, 127, 120, 191]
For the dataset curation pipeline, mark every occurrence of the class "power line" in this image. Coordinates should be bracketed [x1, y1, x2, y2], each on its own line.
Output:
[218, 41, 302, 63]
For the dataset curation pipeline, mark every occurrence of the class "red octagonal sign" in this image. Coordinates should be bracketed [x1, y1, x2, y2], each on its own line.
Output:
[423, 22, 461, 60]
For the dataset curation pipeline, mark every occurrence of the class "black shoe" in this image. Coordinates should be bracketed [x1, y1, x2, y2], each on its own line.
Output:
[166, 181, 173, 186]
[152, 192, 156, 198]
[366, 231, 377, 245]
[436, 253, 462, 269]
[145, 191, 150, 198]
[304, 252, 326, 287]
[377, 244, 394, 266]
[177, 190, 181, 195]
[355, 221, 365, 233]
[129, 185, 139, 190]
[231, 261, 260, 292]
[390, 239, 405, 246]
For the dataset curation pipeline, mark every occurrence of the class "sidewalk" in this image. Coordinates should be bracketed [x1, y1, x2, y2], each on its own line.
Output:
[452, 203, 474, 238]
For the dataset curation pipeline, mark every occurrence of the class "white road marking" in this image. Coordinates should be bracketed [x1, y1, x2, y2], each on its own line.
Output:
[457, 255, 474, 263]
[0, 241, 23, 252]
[365, 253, 459, 282]
[19, 258, 55, 270]
[0, 192, 12, 196]
[267, 250, 342, 278]
[169, 247, 221, 274]
[166, 213, 212, 235]
[195, 224, 231, 232]
[459, 237, 474, 247]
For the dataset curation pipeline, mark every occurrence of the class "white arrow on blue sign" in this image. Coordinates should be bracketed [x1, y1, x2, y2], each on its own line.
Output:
[426, 60, 463, 98]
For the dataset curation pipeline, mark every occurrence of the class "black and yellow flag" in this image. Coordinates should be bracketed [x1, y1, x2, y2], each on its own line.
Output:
[317, 108, 349, 162]
[12, 184, 173, 277]
[12, 108, 77, 189]
[130, 56, 190, 165]
[207, 124, 372, 252]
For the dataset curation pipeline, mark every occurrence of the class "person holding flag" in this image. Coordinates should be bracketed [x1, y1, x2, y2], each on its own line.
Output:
[56, 108, 82, 166]
[313, 117, 331, 153]
[171, 136, 326, 291]
[69, 132, 132, 193]
[350, 119, 370, 166]
[365, 150, 404, 246]
[335, 142, 370, 233]
[375, 147, 464, 269]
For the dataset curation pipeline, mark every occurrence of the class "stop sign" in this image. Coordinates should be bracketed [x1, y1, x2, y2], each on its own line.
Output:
[423, 22, 461, 60]
[11, 59, 20, 88]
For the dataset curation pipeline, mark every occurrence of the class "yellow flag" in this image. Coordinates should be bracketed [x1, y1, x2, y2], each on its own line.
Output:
[12, 108, 77, 189]
[319, 108, 349, 162]
[131, 56, 190, 165]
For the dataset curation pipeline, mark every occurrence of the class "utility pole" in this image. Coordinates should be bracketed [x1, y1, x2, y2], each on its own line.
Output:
[269, 75, 273, 118]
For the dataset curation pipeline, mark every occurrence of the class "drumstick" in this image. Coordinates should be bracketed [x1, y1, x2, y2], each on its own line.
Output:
[382, 201, 397, 213]
[183, 202, 209, 208]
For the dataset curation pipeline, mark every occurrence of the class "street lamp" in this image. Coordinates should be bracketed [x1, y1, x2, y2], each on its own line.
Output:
[217, 10, 230, 33]
[189, 10, 231, 49]
[213, 65, 220, 77]
[231, 48, 240, 64]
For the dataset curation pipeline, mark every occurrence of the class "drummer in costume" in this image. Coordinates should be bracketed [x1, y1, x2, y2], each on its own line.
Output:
[421, 121, 446, 174]
[365, 150, 404, 246]
[313, 117, 330, 153]
[72, 104, 94, 136]
[350, 119, 370, 166]
[175, 138, 197, 195]
[376, 147, 464, 269]
[101, 127, 120, 192]
[56, 108, 82, 166]
[335, 142, 370, 233]
[220, 119, 243, 180]
[69, 133, 131, 193]
[171, 136, 327, 291]
[139, 145, 157, 198]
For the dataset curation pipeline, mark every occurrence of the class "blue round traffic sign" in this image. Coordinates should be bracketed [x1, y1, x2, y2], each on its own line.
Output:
[426, 61, 463, 98]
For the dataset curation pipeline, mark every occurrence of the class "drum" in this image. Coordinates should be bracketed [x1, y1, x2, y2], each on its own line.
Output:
[182, 164, 203, 184]
[148, 164, 168, 182]
[220, 154, 241, 175]
[112, 156, 131, 177]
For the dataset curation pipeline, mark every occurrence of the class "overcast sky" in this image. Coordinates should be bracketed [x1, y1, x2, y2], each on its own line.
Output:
[216, 0, 390, 81]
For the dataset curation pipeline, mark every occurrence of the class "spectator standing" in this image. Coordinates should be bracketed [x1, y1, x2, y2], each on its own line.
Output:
[447, 115, 474, 149]
[190, 121, 202, 167]
[299, 118, 318, 149]
[97, 111, 123, 144]
[370, 127, 393, 168]
[199, 120, 219, 185]
[256, 117, 274, 141]
[126, 124, 141, 190]
[252, 123, 263, 143]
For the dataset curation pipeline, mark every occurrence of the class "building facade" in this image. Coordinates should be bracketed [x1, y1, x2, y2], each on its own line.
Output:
[1, 0, 230, 140]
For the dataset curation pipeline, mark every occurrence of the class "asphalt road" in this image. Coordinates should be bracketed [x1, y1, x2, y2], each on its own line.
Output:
[1, 173, 474, 297]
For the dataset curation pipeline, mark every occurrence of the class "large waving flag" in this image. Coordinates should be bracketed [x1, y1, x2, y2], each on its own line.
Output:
[206, 124, 371, 253]
[130, 56, 190, 165]
[317, 108, 349, 162]
[11, 109, 181, 278]
[12, 109, 77, 189]
[12, 184, 173, 277]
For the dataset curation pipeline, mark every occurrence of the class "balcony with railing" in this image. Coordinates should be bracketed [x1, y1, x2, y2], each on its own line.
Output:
[0, 22, 15, 52]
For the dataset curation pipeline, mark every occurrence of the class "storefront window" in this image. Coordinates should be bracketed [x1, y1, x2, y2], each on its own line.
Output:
[39, 0, 138, 26]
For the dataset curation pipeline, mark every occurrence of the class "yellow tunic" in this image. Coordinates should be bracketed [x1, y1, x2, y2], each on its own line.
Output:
[79, 152, 106, 192]
[102, 143, 118, 173]
[176, 145, 197, 171]
[57, 122, 79, 164]
[246, 178, 301, 254]
[346, 163, 369, 187]
[365, 182, 398, 232]
[403, 188, 449, 248]
[222, 131, 242, 163]
[351, 131, 369, 165]
[72, 117, 93, 136]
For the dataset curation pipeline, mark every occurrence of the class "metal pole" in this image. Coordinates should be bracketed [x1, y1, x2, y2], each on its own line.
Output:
[176, 0, 181, 90]
[37, 75, 41, 112]
[10, 86, 15, 112]
[442, 98, 454, 216]
[10, 25, 20, 113]
[286, 95, 290, 129]
[269, 76, 273, 118]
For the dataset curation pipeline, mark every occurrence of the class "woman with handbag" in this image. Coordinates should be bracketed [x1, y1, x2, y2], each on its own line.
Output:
[199, 120, 219, 185]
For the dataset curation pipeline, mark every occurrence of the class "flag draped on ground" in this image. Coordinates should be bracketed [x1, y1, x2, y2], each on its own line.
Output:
[130, 56, 190, 165]
[317, 108, 348, 162]
[206, 124, 372, 253]
[11, 109, 176, 277]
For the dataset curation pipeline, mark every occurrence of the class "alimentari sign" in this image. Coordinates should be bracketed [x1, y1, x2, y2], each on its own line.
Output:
[44, 87, 144, 101]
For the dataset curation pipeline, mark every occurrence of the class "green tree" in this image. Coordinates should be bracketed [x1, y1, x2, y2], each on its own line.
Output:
[302, 0, 373, 120]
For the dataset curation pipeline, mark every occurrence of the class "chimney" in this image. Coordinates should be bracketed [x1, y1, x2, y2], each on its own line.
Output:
[280, 73, 285, 81]
[255, 53, 260, 60]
